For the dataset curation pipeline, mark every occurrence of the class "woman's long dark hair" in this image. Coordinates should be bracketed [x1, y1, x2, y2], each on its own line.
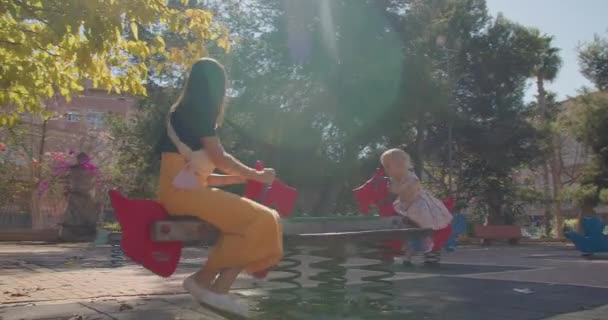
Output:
[170, 58, 227, 128]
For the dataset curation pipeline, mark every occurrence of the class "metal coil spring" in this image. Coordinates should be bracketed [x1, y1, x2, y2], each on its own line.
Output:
[252, 244, 399, 319]
[107, 232, 124, 267]
[250, 246, 304, 318]
[269, 245, 303, 290]
[358, 244, 398, 313]
[306, 246, 350, 315]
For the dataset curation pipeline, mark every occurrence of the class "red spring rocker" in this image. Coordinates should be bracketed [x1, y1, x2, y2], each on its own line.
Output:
[244, 161, 298, 218]
[353, 168, 394, 217]
[353, 168, 403, 255]
[109, 161, 297, 278]
[353, 169, 457, 258]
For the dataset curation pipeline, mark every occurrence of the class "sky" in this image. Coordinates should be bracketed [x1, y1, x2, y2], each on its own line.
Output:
[485, 0, 608, 102]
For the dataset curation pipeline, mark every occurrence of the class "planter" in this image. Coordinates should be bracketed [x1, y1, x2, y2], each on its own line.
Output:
[0, 228, 59, 241]
[0, 213, 32, 228]
[474, 225, 523, 245]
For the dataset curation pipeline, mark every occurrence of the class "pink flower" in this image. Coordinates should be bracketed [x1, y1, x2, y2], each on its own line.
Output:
[52, 164, 69, 176]
[0, 143, 7, 152]
[82, 162, 98, 175]
[37, 180, 49, 197]
[52, 152, 65, 162]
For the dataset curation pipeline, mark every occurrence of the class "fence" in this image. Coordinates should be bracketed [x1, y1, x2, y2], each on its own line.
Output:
[0, 188, 67, 229]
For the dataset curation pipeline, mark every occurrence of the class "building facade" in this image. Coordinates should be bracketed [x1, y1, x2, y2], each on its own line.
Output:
[0, 85, 138, 230]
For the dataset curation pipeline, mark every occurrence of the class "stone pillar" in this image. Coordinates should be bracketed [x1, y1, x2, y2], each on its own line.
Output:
[59, 153, 100, 242]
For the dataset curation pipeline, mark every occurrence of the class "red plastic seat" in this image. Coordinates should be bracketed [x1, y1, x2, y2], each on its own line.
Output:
[109, 161, 298, 278]
[244, 161, 297, 218]
[352, 168, 395, 216]
[109, 190, 182, 277]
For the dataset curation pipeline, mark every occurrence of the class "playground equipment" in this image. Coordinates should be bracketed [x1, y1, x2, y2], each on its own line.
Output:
[565, 216, 608, 258]
[109, 162, 431, 278]
[445, 214, 466, 252]
[353, 168, 394, 216]
[352, 168, 462, 253]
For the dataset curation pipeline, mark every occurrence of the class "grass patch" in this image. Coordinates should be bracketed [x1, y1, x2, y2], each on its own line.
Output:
[100, 222, 121, 232]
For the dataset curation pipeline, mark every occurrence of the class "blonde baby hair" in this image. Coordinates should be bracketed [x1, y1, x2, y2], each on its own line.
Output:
[380, 148, 412, 168]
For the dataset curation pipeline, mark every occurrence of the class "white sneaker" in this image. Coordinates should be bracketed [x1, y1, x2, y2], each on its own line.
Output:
[203, 291, 250, 318]
[183, 275, 206, 300]
[182, 275, 249, 318]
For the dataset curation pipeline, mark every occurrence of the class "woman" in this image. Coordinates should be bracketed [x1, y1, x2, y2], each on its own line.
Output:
[158, 58, 282, 316]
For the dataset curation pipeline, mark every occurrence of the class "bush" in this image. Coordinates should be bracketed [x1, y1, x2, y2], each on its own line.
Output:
[600, 188, 608, 204]
[100, 222, 122, 232]
[562, 218, 578, 234]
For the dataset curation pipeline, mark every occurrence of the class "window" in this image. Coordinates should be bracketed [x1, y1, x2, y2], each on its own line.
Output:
[47, 112, 62, 121]
[86, 112, 105, 128]
[65, 112, 82, 122]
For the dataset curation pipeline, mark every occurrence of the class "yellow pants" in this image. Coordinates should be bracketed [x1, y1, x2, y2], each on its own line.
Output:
[158, 152, 283, 274]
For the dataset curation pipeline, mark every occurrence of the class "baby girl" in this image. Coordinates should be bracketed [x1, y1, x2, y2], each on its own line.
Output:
[380, 148, 453, 265]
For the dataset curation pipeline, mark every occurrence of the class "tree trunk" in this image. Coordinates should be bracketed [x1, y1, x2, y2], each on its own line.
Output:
[413, 116, 425, 179]
[30, 191, 43, 229]
[541, 163, 552, 237]
[551, 134, 564, 238]
[30, 120, 47, 230]
[486, 187, 504, 225]
[537, 76, 554, 237]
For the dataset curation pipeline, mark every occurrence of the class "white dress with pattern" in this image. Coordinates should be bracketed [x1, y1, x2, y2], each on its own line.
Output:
[391, 172, 452, 231]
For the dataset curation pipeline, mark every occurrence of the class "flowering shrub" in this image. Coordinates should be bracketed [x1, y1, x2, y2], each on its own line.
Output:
[0, 141, 110, 225]
[40, 149, 108, 197]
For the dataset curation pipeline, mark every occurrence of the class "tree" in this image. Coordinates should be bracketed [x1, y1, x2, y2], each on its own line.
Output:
[559, 91, 608, 218]
[375, 0, 491, 189]
[222, 0, 405, 214]
[453, 15, 542, 225]
[526, 30, 563, 237]
[0, 0, 229, 124]
[107, 84, 178, 199]
[107, 0, 544, 221]
[579, 34, 608, 91]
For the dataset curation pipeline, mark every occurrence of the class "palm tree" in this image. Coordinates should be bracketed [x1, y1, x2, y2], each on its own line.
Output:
[529, 30, 563, 238]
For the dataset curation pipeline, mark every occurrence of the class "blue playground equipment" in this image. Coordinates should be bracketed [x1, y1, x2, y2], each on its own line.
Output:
[565, 216, 608, 257]
[445, 213, 466, 252]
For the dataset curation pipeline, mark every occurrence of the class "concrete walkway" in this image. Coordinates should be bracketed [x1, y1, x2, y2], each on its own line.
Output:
[1, 242, 607, 319]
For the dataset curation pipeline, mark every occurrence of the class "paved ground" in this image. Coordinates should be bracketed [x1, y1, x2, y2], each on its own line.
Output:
[1, 242, 608, 319]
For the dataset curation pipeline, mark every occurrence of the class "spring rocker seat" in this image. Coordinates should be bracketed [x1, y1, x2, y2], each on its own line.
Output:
[352, 168, 459, 253]
[109, 161, 296, 278]
[565, 216, 608, 257]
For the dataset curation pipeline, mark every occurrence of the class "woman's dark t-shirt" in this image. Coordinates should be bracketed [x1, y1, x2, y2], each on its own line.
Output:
[158, 61, 223, 153]
[158, 101, 217, 153]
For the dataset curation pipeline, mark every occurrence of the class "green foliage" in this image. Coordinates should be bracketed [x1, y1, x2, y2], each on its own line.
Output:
[0, 129, 32, 214]
[107, 0, 548, 219]
[600, 189, 608, 204]
[107, 85, 177, 198]
[450, 15, 544, 224]
[221, 0, 406, 213]
[561, 183, 600, 209]
[578, 34, 608, 91]
[559, 92, 608, 208]
[562, 218, 578, 233]
[0, 0, 228, 124]
[525, 29, 562, 82]
[562, 92, 608, 162]
[101, 221, 122, 232]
